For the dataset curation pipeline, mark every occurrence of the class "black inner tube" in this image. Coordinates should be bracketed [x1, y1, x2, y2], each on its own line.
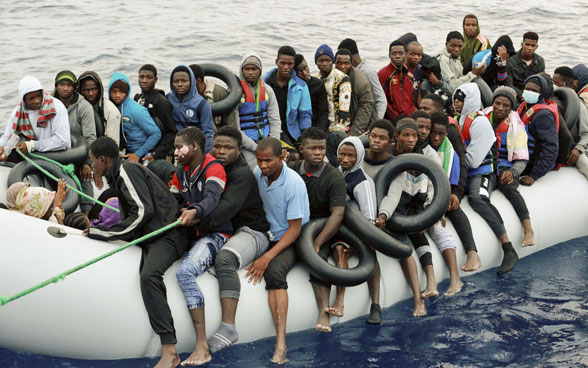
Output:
[200, 63, 243, 116]
[375, 154, 450, 233]
[297, 218, 376, 287]
[33, 134, 89, 166]
[554, 87, 580, 130]
[473, 77, 493, 108]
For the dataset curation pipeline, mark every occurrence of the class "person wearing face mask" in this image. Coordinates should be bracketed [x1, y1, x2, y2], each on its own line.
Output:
[517, 75, 559, 186]
[294, 53, 329, 132]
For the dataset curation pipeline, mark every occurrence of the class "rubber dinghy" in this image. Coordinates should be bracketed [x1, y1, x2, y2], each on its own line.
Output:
[1, 165, 588, 360]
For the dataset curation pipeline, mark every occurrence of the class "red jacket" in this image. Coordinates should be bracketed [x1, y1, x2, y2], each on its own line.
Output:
[377, 63, 415, 120]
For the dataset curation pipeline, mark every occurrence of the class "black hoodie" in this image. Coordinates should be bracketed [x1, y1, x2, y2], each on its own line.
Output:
[134, 89, 177, 160]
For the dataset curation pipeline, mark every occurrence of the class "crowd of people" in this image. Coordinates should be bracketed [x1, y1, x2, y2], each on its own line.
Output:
[2, 12, 588, 368]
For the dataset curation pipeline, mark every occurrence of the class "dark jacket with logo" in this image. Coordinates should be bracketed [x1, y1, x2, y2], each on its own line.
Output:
[134, 89, 177, 160]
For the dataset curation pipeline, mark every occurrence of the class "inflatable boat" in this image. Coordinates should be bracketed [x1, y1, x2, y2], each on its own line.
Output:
[1, 161, 588, 360]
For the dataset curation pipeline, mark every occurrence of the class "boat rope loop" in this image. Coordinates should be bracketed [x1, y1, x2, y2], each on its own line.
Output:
[0, 220, 182, 306]
[15, 148, 119, 213]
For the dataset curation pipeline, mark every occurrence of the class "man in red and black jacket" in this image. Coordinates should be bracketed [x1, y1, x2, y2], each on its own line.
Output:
[378, 40, 416, 121]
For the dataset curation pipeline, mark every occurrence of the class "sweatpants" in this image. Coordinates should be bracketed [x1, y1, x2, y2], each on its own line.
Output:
[489, 172, 530, 222]
[139, 230, 188, 345]
[467, 174, 506, 238]
[446, 207, 478, 253]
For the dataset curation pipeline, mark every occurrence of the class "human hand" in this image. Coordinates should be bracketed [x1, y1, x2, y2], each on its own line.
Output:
[520, 176, 535, 186]
[244, 254, 271, 285]
[123, 153, 140, 162]
[0, 147, 5, 161]
[448, 194, 460, 211]
[567, 148, 581, 166]
[82, 229, 89, 236]
[500, 170, 514, 185]
[440, 215, 446, 227]
[178, 208, 199, 226]
[472, 64, 486, 76]
[497, 45, 508, 61]
[80, 163, 92, 181]
[54, 179, 69, 207]
[375, 214, 387, 229]
[94, 174, 104, 190]
[16, 142, 29, 155]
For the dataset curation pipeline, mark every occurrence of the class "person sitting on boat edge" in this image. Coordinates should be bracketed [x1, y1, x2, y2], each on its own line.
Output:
[337, 38, 387, 119]
[4, 179, 68, 224]
[236, 52, 281, 169]
[362, 119, 427, 317]
[134, 64, 177, 162]
[190, 63, 238, 132]
[294, 53, 330, 133]
[459, 14, 491, 67]
[167, 64, 214, 153]
[482, 86, 535, 246]
[378, 40, 415, 121]
[437, 31, 484, 91]
[0, 76, 71, 162]
[108, 72, 161, 163]
[506, 32, 545, 96]
[289, 127, 347, 333]
[203, 126, 271, 354]
[84, 136, 189, 368]
[77, 71, 121, 147]
[263, 45, 312, 149]
[53, 70, 97, 216]
[453, 83, 518, 275]
[335, 136, 383, 324]
[251, 136, 310, 364]
[170, 127, 229, 366]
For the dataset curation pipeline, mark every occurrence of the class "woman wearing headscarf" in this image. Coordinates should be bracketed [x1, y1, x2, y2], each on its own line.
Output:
[5, 179, 68, 224]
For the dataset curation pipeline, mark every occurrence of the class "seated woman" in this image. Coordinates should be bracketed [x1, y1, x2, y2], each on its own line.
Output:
[4, 179, 68, 224]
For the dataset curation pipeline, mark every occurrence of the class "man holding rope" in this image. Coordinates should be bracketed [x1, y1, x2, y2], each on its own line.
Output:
[84, 136, 189, 368]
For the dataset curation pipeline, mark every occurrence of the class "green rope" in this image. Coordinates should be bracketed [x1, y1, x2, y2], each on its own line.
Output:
[15, 148, 119, 213]
[0, 220, 182, 306]
[28, 151, 82, 191]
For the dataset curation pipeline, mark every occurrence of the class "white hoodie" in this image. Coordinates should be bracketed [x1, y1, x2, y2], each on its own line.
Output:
[0, 76, 71, 152]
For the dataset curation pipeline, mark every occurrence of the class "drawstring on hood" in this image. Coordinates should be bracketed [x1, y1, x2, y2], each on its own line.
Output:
[453, 82, 481, 127]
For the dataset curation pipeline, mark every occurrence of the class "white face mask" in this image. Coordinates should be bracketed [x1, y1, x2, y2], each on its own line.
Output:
[522, 90, 540, 104]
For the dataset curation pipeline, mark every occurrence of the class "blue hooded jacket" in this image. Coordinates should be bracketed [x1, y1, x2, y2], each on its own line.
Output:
[263, 69, 312, 140]
[167, 65, 214, 152]
[108, 72, 161, 158]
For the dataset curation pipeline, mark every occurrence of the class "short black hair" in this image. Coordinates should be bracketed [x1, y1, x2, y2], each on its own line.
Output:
[90, 136, 119, 159]
[338, 38, 359, 55]
[335, 49, 353, 61]
[257, 137, 282, 157]
[177, 127, 206, 152]
[301, 127, 327, 142]
[463, 14, 478, 26]
[277, 46, 296, 59]
[64, 212, 89, 230]
[294, 54, 305, 70]
[369, 119, 395, 139]
[139, 64, 157, 77]
[421, 93, 445, 111]
[391, 114, 408, 128]
[446, 31, 464, 43]
[389, 39, 407, 53]
[407, 41, 422, 49]
[189, 64, 205, 81]
[523, 31, 539, 42]
[214, 126, 242, 147]
[431, 112, 449, 128]
[554, 66, 576, 86]
[410, 110, 432, 122]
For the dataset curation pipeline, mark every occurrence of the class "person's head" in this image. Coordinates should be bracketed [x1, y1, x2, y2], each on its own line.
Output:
[64, 212, 90, 230]
[523, 75, 545, 105]
[171, 66, 191, 99]
[241, 54, 262, 84]
[335, 49, 353, 75]
[188, 64, 207, 96]
[406, 41, 423, 69]
[337, 38, 359, 56]
[54, 70, 77, 100]
[286, 148, 300, 163]
[315, 44, 335, 75]
[24, 90, 44, 111]
[294, 54, 311, 82]
[453, 88, 467, 114]
[410, 110, 432, 143]
[13, 186, 56, 220]
[420, 93, 445, 114]
[79, 76, 100, 105]
[492, 86, 517, 121]
[446, 31, 464, 59]
[338, 142, 357, 171]
[368, 119, 395, 154]
[276, 46, 296, 80]
[212, 126, 242, 166]
[300, 127, 327, 166]
[89, 136, 119, 178]
[521, 32, 539, 60]
[256, 137, 284, 178]
[462, 14, 479, 38]
[18, 76, 44, 110]
[395, 118, 419, 153]
[109, 73, 130, 106]
[388, 40, 407, 67]
[429, 112, 449, 149]
[138, 64, 158, 93]
[174, 127, 205, 166]
[553, 66, 575, 88]
[147, 160, 176, 188]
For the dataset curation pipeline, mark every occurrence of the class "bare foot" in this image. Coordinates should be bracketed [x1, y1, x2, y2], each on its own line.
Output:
[421, 286, 439, 299]
[522, 229, 535, 247]
[325, 304, 344, 317]
[461, 251, 482, 272]
[413, 298, 427, 317]
[271, 345, 288, 364]
[180, 348, 211, 366]
[445, 279, 464, 296]
[155, 349, 180, 368]
[314, 312, 332, 332]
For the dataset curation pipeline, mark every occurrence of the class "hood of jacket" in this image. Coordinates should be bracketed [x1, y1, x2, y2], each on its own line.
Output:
[453, 82, 481, 126]
[108, 72, 132, 106]
[572, 64, 588, 92]
[18, 76, 43, 101]
[492, 35, 516, 59]
[78, 71, 105, 104]
[523, 74, 550, 102]
[168, 64, 200, 103]
[167, 64, 208, 123]
[337, 136, 365, 175]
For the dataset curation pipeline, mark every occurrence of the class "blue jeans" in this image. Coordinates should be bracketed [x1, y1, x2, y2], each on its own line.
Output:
[176, 232, 228, 309]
